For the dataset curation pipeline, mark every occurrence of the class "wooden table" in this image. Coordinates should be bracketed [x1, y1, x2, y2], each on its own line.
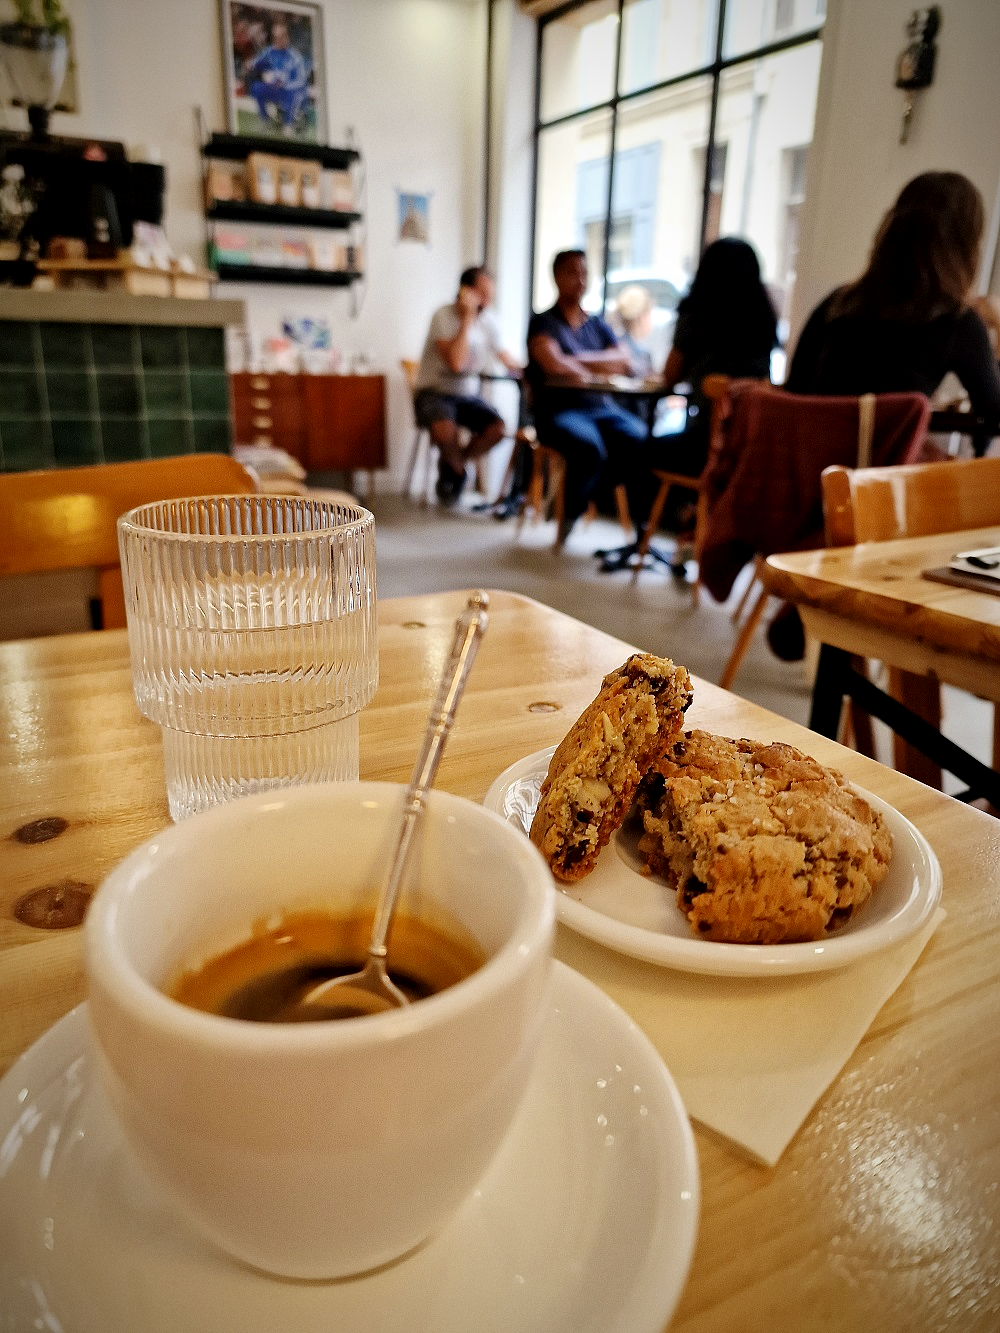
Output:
[764, 526, 1000, 803]
[546, 371, 667, 404]
[2, 589, 999, 1331]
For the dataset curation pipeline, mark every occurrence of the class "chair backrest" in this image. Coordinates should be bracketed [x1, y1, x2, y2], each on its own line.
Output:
[697, 381, 931, 602]
[0, 453, 259, 629]
[400, 359, 419, 393]
[823, 457, 1000, 547]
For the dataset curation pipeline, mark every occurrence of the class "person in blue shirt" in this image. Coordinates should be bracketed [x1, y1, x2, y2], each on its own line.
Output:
[245, 21, 310, 134]
[526, 250, 648, 543]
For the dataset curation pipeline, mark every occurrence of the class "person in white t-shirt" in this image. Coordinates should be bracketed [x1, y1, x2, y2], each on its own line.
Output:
[413, 266, 521, 503]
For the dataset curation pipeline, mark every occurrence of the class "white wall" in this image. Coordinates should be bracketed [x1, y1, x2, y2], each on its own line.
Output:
[1, 0, 488, 485]
[792, 0, 1000, 348]
[486, 0, 534, 360]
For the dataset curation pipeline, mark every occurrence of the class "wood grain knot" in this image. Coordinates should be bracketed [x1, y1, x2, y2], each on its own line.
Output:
[14, 881, 93, 930]
[527, 701, 562, 713]
[13, 816, 69, 845]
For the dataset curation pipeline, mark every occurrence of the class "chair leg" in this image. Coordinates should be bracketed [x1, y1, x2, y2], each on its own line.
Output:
[613, 485, 632, 537]
[550, 458, 567, 550]
[475, 457, 490, 500]
[422, 438, 437, 506]
[403, 426, 425, 500]
[517, 458, 543, 531]
[718, 583, 770, 690]
[496, 437, 520, 505]
[730, 564, 760, 624]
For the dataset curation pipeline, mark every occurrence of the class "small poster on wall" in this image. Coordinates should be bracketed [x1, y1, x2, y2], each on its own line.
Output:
[220, 1, 328, 144]
[397, 191, 431, 245]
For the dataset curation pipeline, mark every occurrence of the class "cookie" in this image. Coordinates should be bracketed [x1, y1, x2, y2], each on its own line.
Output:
[636, 731, 893, 944]
[529, 653, 693, 883]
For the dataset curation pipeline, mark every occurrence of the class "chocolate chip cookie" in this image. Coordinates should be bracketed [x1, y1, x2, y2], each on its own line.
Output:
[637, 730, 893, 943]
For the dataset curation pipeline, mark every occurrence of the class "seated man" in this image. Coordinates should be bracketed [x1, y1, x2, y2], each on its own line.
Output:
[245, 21, 310, 134]
[526, 250, 648, 541]
[413, 266, 521, 504]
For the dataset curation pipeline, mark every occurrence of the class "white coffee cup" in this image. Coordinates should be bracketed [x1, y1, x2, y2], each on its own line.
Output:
[85, 783, 555, 1279]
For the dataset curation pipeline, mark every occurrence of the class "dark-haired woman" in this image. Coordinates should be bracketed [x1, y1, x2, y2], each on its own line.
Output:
[787, 171, 1000, 424]
[621, 236, 778, 549]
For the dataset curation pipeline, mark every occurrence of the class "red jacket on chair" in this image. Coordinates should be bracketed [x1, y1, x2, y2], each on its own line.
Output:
[699, 384, 931, 602]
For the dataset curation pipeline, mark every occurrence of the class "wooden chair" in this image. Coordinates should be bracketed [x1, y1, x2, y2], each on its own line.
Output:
[516, 430, 632, 549]
[695, 380, 930, 690]
[822, 456, 1000, 787]
[400, 358, 435, 503]
[628, 374, 733, 601]
[0, 454, 258, 631]
[625, 375, 765, 685]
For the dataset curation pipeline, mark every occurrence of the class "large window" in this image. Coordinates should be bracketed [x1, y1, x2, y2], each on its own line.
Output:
[531, 0, 823, 371]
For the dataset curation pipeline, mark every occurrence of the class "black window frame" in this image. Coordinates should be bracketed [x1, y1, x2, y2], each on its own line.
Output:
[529, 0, 824, 317]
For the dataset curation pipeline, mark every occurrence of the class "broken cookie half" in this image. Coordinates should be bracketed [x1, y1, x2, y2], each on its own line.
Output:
[529, 653, 693, 883]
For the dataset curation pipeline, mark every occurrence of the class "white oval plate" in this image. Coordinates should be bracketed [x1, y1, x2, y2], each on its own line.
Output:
[0, 963, 699, 1333]
[484, 746, 942, 977]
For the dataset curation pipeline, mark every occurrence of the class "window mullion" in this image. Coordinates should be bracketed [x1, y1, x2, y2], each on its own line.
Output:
[599, 0, 626, 317]
[697, 0, 727, 261]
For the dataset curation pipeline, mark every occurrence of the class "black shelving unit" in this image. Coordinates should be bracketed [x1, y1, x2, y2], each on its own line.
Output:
[206, 200, 360, 228]
[214, 264, 362, 287]
[197, 118, 367, 306]
[203, 132, 358, 171]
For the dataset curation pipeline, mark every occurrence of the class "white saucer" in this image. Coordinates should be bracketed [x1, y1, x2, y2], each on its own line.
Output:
[484, 746, 943, 977]
[0, 962, 699, 1333]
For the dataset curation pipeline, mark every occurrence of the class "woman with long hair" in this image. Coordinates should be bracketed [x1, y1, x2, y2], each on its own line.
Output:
[620, 236, 778, 551]
[787, 171, 1000, 420]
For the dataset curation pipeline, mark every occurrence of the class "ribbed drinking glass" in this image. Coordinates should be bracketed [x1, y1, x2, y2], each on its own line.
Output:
[118, 494, 377, 820]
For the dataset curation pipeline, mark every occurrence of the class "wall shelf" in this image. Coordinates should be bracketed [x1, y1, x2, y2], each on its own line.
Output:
[197, 115, 366, 313]
[202, 133, 358, 169]
[206, 200, 360, 229]
[214, 264, 362, 287]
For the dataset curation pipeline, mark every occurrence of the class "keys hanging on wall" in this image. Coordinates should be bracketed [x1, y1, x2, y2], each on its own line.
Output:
[900, 95, 914, 144]
[895, 7, 940, 145]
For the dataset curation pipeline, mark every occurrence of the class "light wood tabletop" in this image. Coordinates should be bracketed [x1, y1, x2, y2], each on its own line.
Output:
[763, 525, 1000, 698]
[547, 372, 666, 396]
[1, 589, 999, 1331]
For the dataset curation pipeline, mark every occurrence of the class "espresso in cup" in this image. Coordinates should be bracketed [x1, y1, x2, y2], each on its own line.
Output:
[85, 782, 554, 1279]
[169, 908, 487, 1021]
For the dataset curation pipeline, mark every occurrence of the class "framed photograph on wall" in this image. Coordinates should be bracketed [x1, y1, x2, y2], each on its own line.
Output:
[397, 191, 431, 245]
[220, 1, 328, 144]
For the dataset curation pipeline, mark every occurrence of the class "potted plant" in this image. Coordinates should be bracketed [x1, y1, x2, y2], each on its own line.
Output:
[0, 1, 72, 136]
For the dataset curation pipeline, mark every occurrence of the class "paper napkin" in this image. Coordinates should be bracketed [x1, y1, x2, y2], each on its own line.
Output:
[554, 908, 945, 1167]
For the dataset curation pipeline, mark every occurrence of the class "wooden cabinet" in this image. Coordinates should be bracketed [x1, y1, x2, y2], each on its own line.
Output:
[230, 372, 385, 492]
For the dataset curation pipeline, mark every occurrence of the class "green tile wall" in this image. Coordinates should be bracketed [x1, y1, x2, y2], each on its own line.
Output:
[0, 321, 232, 471]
